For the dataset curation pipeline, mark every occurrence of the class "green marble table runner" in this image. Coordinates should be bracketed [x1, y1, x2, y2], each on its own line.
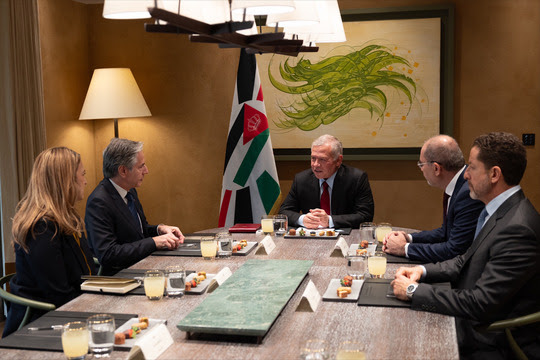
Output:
[177, 259, 313, 337]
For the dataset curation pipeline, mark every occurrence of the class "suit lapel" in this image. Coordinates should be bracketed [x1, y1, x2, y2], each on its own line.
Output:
[102, 179, 143, 236]
[462, 190, 524, 264]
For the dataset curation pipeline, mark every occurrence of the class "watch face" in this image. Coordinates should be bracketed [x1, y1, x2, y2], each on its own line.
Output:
[407, 284, 415, 292]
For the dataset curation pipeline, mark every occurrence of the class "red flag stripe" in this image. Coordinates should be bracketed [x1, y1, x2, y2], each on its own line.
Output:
[218, 189, 232, 227]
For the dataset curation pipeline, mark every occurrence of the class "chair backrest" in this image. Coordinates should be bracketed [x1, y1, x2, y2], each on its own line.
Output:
[0, 273, 56, 331]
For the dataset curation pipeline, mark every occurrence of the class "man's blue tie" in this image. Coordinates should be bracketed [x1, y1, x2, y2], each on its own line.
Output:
[474, 208, 488, 239]
[125, 192, 141, 231]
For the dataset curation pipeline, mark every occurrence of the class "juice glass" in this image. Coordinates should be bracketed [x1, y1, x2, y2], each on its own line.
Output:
[61, 321, 88, 360]
[368, 251, 387, 278]
[376, 223, 392, 243]
[261, 215, 274, 235]
[144, 269, 165, 300]
[200, 236, 218, 260]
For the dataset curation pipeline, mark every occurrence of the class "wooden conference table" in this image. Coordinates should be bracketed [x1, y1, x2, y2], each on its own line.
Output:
[2, 228, 459, 359]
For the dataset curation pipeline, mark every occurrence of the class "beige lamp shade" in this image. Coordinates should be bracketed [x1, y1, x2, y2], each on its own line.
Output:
[266, 0, 319, 27]
[103, 0, 157, 19]
[284, 0, 345, 43]
[79, 68, 151, 121]
[231, 0, 295, 15]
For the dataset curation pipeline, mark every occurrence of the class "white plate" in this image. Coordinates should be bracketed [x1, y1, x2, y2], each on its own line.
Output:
[114, 317, 167, 349]
[322, 279, 364, 302]
[185, 273, 215, 294]
[232, 241, 257, 255]
[348, 243, 377, 256]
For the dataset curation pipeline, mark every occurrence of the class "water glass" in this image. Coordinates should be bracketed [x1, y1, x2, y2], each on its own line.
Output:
[273, 214, 288, 236]
[359, 222, 376, 243]
[200, 236, 218, 260]
[61, 321, 88, 360]
[300, 339, 329, 360]
[165, 265, 186, 297]
[87, 314, 115, 358]
[368, 251, 387, 279]
[376, 222, 392, 243]
[144, 269, 165, 300]
[346, 254, 366, 280]
[217, 232, 233, 258]
[336, 341, 366, 360]
[261, 215, 274, 235]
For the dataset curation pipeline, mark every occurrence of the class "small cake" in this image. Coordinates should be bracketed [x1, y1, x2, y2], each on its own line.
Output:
[326, 230, 335, 236]
[319, 230, 326, 236]
[288, 228, 296, 236]
[114, 332, 126, 345]
[139, 317, 149, 325]
[310, 231, 316, 236]
[336, 286, 352, 298]
[185, 282, 192, 291]
[197, 271, 207, 280]
[356, 249, 367, 256]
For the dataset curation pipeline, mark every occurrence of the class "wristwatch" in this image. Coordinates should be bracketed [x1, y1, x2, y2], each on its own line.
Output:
[406, 283, 418, 300]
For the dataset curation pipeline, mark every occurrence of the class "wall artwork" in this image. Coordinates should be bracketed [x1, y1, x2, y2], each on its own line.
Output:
[257, 6, 454, 158]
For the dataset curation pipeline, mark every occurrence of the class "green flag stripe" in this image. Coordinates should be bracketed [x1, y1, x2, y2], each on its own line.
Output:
[233, 129, 269, 187]
[256, 170, 281, 213]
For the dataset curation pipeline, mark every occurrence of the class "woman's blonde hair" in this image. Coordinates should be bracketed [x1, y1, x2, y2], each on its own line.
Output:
[12, 147, 85, 252]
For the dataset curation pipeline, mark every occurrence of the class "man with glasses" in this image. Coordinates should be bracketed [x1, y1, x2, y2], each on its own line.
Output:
[279, 134, 374, 229]
[383, 135, 483, 263]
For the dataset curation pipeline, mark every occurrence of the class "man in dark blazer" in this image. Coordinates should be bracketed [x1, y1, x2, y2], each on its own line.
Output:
[391, 132, 540, 359]
[383, 135, 484, 263]
[85, 138, 184, 275]
[279, 134, 374, 229]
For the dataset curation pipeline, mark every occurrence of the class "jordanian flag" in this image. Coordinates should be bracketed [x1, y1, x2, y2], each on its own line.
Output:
[218, 49, 281, 227]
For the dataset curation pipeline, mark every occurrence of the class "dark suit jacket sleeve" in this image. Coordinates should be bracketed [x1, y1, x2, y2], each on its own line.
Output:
[411, 221, 539, 323]
[408, 183, 484, 262]
[331, 169, 374, 229]
[85, 183, 157, 271]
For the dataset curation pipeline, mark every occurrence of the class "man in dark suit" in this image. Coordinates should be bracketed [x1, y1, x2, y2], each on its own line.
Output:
[383, 135, 483, 263]
[391, 132, 540, 359]
[279, 134, 374, 229]
[85, 138, 184, 275]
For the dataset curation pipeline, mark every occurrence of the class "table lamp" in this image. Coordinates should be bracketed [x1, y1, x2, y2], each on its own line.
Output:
[79, 68, 151, 138]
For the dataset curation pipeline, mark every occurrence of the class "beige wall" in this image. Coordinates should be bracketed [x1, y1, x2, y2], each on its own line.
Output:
[37, 0, 540, 239]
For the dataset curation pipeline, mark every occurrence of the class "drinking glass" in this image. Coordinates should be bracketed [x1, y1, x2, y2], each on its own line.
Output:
[216, 232, 233, 258]
[336, 341, 366, 360]
[368, 251, 387, 279]
[346, 254, 366, 280]
[200, 236, 218, 260]
[144, 269, 165, 300]
[87, 314, 115, 358]
[376, 222, 392, 243]
[300, 339, 329, 360]
[273, 214, 288, 236]
[61, 321, 88, 360]
[261, 215, 274, 235]
[165, 265, 186, 297]
[359, 222, 376, 243]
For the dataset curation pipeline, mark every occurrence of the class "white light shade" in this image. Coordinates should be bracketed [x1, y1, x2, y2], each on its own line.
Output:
[284, 0, 345, 43]
[103, 0, 159, 20]
[231, 0, 295, 16]
[79, 68, 151, 120]
[179, 0, 229, 24]
[266, 0, 319, 27]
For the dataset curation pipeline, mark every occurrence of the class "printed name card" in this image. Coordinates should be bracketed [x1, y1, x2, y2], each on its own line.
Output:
[330, 237, 349, 257]
[256, 235, 276, 255]
[296, 280, 321, 312]
[207, 267, 233, 293]
[128, 323, 173, 360]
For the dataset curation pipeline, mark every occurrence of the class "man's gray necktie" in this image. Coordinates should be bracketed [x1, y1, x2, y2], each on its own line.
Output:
[474, 208, 488, 239]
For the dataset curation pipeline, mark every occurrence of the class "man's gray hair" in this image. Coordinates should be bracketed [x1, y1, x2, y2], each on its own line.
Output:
[311, 134, 343, 160]
[423, 135, 464, 172]
[103, 138, 144, 178]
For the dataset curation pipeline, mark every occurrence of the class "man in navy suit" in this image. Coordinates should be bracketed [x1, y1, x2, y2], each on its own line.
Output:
[383, 135, 484, 263]
[85, 138, 184, 275]
[279, 134, 374, 229]
[391, 132, 540, 359]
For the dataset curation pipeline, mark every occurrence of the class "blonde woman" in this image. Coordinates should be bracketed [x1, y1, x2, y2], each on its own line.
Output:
[3, 147, 96, 337]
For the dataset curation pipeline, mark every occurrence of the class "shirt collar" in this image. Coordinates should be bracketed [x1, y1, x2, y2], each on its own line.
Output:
[445, 165, 466, 197]
[109, 178, 129, 202]
[485, 185, 521, 218]
[319, 171, 337, 189]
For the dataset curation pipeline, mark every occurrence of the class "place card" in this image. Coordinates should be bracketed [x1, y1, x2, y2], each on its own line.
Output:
[296, 280, 321, 312]
[330, 237, 349, 257]
[255, 235, 276, 255]
[128, 323, 173, 360]
[207, 267, 233, 293]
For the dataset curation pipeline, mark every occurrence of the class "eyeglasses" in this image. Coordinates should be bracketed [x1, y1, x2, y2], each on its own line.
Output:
[417, 161, 438, 169]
